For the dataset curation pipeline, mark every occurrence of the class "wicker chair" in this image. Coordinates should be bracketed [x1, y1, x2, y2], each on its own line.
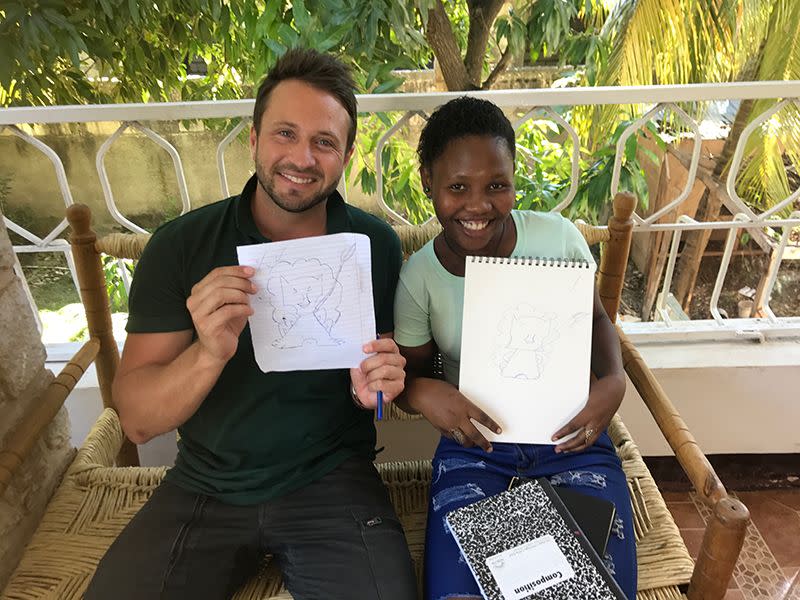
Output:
[1, 193, 749, 600]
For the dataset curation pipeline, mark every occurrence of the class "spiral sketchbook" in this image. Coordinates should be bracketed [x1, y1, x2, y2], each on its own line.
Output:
[445, 478, 627, 600]
[459, 256, 596, 443]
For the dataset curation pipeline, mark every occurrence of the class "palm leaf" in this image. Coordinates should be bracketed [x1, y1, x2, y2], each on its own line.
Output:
[587, 0, 739, 149]
[733, 0, 800, 215]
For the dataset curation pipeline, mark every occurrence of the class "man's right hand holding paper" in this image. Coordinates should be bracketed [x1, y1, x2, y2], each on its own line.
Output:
[113, 265, 256, 445]
[187, 265, 257, 364]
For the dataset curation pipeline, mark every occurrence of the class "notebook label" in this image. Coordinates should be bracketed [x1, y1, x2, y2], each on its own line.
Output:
[485, 534, 575, 599]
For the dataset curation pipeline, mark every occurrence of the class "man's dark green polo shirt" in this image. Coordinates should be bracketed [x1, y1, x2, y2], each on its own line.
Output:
[126, 175, 402, 505]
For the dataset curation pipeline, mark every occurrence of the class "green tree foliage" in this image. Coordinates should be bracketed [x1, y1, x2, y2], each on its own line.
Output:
[2, 0, 797, 227]
[0, 0, 432, 106]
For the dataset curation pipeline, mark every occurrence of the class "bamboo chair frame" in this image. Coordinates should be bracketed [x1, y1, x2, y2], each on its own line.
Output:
[1, 194, 748, 600]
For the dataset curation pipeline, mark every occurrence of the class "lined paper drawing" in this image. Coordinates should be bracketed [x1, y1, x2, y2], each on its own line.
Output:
[238, 234, 375, 373]
[265, 245, 355, 348]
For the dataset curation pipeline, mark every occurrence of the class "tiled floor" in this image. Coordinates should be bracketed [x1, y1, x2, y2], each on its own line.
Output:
[664, 488, 800, 600]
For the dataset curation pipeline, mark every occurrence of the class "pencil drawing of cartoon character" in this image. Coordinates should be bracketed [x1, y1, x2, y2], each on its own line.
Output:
[494, 304, 559, 379]
[263, 243, 355, 349]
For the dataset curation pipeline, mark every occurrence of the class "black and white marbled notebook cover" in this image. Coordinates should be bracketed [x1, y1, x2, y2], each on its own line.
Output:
[445, 479, 627, 600]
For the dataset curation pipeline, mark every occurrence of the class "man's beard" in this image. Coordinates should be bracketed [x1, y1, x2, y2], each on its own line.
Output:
[255, 161, 339, 214]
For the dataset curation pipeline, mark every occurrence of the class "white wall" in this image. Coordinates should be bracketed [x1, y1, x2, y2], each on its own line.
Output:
[617, 339, 800, 455]
[49, 338, 800, 467]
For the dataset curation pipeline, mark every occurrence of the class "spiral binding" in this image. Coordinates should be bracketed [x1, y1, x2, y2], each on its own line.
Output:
[468, 256, 591, 268]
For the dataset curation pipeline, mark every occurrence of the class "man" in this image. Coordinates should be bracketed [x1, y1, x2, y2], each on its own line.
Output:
[86, 49, 417, 600]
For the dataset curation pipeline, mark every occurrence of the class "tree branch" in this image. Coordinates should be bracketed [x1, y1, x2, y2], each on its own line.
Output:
[669, 145, 771, 251]
[668, 147, 718, 190]
[464, 0, 506, 86]
[671, 42, 765, 306]
[424, 0, 474, 90]
[481, 44, 512, 89]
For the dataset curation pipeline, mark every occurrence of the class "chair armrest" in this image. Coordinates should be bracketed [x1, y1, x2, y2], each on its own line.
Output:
[617, 326, 749, 600]
[0, 339, 99, 496]
[66, 408, 130, 477]
[617, 326, 725, 504]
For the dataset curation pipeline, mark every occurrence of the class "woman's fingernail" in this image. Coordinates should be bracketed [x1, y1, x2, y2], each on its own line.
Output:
[243, 266, 255, 275]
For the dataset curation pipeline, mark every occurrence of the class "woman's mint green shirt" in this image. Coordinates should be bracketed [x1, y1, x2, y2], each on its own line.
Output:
[394, 210, 594, 385]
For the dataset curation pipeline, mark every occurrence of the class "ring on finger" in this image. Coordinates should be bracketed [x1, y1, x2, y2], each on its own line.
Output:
[451, 428, 466, 445]
[584, 426, 596, 446]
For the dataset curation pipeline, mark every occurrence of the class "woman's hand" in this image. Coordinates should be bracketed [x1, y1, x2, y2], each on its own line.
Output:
[408, 378, 502, 452]
[551, 373, 625, 453]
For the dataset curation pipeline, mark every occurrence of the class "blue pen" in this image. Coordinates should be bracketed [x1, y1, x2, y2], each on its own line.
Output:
[375, 335, 383, 420]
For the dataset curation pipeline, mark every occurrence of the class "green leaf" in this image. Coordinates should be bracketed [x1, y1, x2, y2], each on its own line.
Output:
[365, 9, 378, 51]
[372, 77, 403, 94]
[128, 0, 140, 25]
[42, 8, 70, 29]
[0, 48, 13, 87]
[65, 38, 81, 69]
[624, 134, 638, 163]
[292, 0, 311, 31]
[359, 168, 376, 194]
[641, 147, 661, 167]
[263, 38, 286, 56]
[219, 7, 231, 33]
[277, 23, 298, 46]
[644, 121, 667, 150]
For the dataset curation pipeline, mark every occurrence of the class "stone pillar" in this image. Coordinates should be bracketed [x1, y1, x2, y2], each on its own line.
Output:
[0, 212, 74, 590]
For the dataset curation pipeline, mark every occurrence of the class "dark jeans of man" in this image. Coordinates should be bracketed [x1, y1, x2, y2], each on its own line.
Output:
[85, 456, 417, 600]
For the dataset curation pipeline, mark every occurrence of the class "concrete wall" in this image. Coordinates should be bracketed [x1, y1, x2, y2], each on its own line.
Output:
[0, 213, 74, 590]
[377, 339, 800, 460]
[0, 123, 255, 235]
[0, 121, 388, 239]
[0, 66, 568, 237]
[397, 65, 567, 93]
[51, 337, 800, 468]
[616, 338, 800, 456]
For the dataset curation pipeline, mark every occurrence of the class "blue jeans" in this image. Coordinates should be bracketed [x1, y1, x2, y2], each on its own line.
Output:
[424, 433, 637, 600]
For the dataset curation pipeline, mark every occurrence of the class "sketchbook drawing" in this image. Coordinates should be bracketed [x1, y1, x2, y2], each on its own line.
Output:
[459, 257, 597, 443]
[493, 306, 593, 380]
[494, 305, 559, 380]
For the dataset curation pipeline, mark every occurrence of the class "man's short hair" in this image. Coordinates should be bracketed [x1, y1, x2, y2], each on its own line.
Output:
[253, 48, 358, 150]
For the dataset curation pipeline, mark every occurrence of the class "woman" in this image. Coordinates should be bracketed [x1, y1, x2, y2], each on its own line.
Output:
[393, 97, 637, 600]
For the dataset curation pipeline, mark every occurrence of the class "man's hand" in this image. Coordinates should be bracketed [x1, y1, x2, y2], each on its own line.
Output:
[552, 373, 625, 453]
[186, 266, 256, 364]
[350, 337, 406, 409]
[408, 379, 502, 453]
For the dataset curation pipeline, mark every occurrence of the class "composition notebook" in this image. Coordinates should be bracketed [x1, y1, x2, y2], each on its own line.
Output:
[446, 478, 627, 600]
[459, 256, 597, 443]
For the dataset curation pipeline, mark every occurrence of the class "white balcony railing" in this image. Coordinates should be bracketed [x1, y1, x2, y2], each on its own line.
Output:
[2, 81, 799, 345]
